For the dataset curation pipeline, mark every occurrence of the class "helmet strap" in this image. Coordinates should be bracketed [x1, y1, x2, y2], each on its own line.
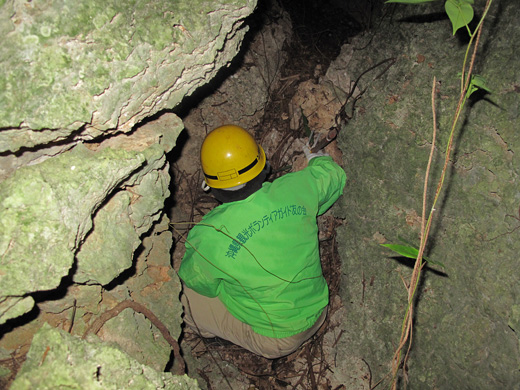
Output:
[201, 180, 210, 192]
[210, 161, 271, 204]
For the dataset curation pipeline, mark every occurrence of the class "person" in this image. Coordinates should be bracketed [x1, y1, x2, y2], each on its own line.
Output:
[178, 124, 346, 359]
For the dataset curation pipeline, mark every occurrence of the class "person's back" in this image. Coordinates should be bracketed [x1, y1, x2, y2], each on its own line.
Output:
[178, 124, 346, 358]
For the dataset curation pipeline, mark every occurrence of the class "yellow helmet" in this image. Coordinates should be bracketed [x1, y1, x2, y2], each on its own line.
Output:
[201, 125, 266, 189]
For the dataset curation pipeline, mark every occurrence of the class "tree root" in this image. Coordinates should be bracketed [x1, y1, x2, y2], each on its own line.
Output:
[82, 299, 186, 375]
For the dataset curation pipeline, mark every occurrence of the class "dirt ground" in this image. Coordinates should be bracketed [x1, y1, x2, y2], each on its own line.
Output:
[169, 1, 382, 388]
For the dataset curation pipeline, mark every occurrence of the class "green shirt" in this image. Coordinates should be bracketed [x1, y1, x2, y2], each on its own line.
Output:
[178, 156, 346, 338]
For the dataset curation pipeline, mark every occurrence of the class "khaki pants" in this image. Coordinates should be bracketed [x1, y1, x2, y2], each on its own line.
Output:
[181, 287, 327, 359]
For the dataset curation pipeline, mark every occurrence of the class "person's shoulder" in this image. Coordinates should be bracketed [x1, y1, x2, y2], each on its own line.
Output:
[201, 203, 228, 220]
[308, 155, 336, 167]
[188, 205, 224, 231]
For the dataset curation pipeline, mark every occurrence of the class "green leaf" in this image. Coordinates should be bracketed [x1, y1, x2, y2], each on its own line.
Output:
[381, 244, 421, 259]
[459, 73, 492, 97]
[381, 243, 446, 269]
[385, 0, 435, 3]
[423, 257, 445, 268]
[445, 0, 474, 35]
[470, 74, 492, 93]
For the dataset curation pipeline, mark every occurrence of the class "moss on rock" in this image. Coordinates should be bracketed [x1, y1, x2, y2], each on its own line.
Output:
[0, 144, 145, 322]
[334, 1, 520, 388]
[10, 323, 199, 390]
[0, 0, 257, 152]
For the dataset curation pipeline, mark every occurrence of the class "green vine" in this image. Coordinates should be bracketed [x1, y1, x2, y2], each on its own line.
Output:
[382, 0, 493, 388]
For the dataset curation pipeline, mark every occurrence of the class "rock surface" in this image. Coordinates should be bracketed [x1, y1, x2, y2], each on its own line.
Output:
[0, 0, 257, 152]
[334, 1, 520, 388]
[10, 323, 199, 390]
[0, 0, 257, 387]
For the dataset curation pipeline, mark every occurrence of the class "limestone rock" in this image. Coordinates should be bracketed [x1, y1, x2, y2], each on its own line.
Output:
[334, 1, 520, 388]
[0, 0, 256, 330]
[74, 114, 181, 285]
[0, 0, 259, 385]
[99, 308, 172, 374]
[10, 323, 199, 390]
[96, 215, 183, 372]
[0, 0, 258, 153]
[0, 144, 145, 323]
[74, 191, 141, 285]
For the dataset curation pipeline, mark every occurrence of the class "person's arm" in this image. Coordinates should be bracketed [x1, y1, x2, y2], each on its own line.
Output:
[307, 156, 347, 215]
